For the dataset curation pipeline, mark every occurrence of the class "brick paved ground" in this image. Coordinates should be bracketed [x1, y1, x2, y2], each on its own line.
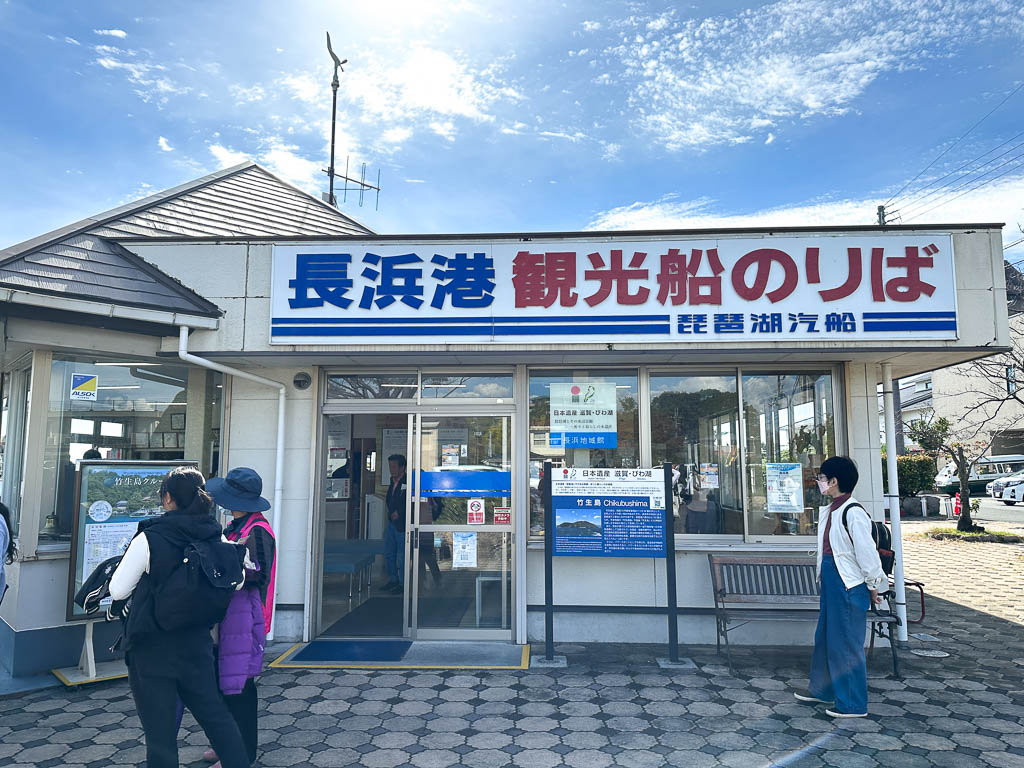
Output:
[2, 531, 1023, 768]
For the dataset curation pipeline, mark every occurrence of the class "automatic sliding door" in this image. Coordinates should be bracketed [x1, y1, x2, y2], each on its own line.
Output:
[410, 414, 513, 638]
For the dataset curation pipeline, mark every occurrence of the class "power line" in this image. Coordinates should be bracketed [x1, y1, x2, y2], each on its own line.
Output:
[903, 152, 1024, 222]
[884, 80, 1024, 207]
[889, 131, 1024, 212]
[894, 140, 1024, 218]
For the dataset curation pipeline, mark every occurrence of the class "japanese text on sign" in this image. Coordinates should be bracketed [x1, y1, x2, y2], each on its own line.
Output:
[271, 235, 957, 345]
[551, 468, 666, 558]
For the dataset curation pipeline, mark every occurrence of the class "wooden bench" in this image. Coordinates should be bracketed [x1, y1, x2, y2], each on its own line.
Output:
[708, 554, 901, 677]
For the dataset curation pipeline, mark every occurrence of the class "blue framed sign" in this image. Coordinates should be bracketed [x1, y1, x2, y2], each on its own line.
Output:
[551, 468, 666, 557]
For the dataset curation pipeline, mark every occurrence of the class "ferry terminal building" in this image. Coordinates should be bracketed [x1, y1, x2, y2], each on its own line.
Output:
[0, 162, 1009, 675]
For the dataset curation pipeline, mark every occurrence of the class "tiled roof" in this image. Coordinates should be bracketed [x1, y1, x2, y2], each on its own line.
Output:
[0, 162, 373, 317]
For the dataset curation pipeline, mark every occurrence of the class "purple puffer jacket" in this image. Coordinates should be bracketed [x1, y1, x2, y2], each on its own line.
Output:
[218, 587, 265, 695]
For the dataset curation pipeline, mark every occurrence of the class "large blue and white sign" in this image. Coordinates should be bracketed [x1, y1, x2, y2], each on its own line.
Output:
[551, 468, 666, 557]
[270, 234, 958, 345]
[549, 382, 618, 449]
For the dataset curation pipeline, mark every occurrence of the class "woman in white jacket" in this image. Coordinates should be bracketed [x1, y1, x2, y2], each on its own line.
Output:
[794, 456, 886, 718]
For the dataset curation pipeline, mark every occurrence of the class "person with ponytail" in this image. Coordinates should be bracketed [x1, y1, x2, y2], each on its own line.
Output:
[0, 501, 17, 606]
[109, 466, 248, 768]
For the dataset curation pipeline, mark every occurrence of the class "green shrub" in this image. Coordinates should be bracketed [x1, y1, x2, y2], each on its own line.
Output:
[882, 453, 937, 497]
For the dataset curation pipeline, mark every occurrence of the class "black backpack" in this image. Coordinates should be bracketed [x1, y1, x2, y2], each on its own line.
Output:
[842, 503, 896, 576]
[152, 539, 246, 632]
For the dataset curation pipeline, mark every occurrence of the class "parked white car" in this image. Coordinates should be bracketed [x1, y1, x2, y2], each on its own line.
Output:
[995, 471, 1024, 505]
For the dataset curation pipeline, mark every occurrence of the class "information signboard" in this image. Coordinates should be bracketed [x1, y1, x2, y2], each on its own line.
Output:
[66, 460, 196, 622]
[550, 467, 666, 557]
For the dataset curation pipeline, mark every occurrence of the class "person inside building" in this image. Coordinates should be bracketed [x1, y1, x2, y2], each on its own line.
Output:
[199, 466, 277, 768]
[108, 466, 248, 768]
[794, 455, 886, 718]
[382, 454, 407, 594]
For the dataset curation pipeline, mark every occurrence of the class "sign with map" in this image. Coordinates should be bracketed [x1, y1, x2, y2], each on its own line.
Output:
[66, 460, 196, 621]
[551, 467, 666, 557]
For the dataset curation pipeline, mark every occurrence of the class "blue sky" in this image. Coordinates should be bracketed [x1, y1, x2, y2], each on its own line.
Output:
[2, 0, 1023, 258]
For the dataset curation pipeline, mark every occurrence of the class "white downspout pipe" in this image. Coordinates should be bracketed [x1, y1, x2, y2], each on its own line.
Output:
[881, 363, 909, 642]
[179, 326, 287, 640]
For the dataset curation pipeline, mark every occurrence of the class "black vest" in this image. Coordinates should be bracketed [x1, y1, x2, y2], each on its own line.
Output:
[123, 510, 223, 652]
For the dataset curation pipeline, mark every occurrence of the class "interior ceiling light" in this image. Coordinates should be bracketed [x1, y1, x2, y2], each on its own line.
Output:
[95, 362, 161, 366]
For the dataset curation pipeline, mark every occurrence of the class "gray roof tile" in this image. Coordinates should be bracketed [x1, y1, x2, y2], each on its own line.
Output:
[0, 162, 373, 318]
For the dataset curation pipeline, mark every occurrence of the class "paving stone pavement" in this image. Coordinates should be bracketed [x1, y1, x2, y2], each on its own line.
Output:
[2, 532, 1023, 768]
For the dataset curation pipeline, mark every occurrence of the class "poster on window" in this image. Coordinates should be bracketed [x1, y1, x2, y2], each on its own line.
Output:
[67, 460, 197, 621]
[766, 462, 804, 515]
[549, 382, 618, 448]
[452, 532, 478, 569]
[699, 463, 719, 489]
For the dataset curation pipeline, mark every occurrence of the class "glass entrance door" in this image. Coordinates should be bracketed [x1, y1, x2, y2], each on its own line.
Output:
[407, 414, 514, 639]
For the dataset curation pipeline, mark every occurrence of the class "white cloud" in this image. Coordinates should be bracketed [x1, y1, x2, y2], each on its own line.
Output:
[259, 142, 322, 193]
[582, 21, 602, 32]
[429, 121, 456, 141]
[230, 84, 265, 103]
[765, 133, 775, 145]
[585, 173, 1024, 259]
[279, 73, 320, 103]
[607, 0, 1024, 150]
[539, 130, 587, 142]
[405, 178, 426, 183]
[157, 136, 173, 152]
[381, 126, 413, 144]
[64, 36, 80, 46]
[209, 144, 250, 168]
[94, 29, 127, 38]
[93, 51, 189, 103]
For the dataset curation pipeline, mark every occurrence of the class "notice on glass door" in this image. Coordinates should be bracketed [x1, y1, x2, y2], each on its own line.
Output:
[452, 532, 477, 569]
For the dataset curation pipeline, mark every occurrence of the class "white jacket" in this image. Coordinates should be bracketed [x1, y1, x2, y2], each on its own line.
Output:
[816, 496, 887, 592]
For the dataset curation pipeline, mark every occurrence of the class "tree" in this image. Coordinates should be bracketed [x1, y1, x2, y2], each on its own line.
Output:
[906, 416, 989, 532]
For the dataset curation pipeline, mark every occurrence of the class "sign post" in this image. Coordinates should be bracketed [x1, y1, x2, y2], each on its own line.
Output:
[537, 464, 685, 667]
[55, 460, 196, 686]
[663, 462, 679, 663]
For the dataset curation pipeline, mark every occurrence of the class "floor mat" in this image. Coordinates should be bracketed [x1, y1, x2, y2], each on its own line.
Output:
[289, 640, 412, 663]
[271, 641, 529, 669]
[322, 597, 403, 637]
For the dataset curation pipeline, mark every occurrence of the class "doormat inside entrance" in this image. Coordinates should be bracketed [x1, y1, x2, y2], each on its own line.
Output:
[271, 641, 530, 669]
[290, 640, 412, 663]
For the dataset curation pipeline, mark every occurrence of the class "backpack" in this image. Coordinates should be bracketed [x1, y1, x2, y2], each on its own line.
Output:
[842, 503, 896, 576]
[152, 539, 246, 632]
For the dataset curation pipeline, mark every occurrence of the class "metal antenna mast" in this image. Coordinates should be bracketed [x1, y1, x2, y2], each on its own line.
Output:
[322, 32, 382, 210]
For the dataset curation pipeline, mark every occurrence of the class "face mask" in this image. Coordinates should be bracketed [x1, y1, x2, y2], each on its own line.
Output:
[816, 479, 830, 494]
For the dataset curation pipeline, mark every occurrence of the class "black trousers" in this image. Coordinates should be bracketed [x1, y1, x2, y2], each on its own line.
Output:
[224, 678, 258, 764]
[128, 646, 249, 768]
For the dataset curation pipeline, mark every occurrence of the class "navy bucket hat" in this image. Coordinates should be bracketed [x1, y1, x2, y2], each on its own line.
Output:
[206, 467, 271, 513]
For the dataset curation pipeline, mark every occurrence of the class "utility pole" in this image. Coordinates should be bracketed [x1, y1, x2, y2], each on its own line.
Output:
[325, 32, 346, 207]
[877, 205, 886, 226]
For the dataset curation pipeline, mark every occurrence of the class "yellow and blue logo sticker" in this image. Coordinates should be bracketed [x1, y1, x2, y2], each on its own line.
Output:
[70, 373, 98, 401]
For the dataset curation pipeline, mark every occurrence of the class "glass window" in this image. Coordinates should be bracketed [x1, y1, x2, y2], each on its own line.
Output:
[39, 358, 223, 545]
[742, 372, 835, 538]
[421, 374, 513, 400]
[327, 374, 418, 399]
[0, 367, 31, 536]
[528, 370, 639, 534]
[650, 374, 743, 535]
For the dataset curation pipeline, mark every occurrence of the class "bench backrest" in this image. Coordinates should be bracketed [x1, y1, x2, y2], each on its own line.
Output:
[708, 554, 818, 606]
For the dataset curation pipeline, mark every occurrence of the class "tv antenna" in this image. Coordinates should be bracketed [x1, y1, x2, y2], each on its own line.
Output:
[322, 32, 381, 210]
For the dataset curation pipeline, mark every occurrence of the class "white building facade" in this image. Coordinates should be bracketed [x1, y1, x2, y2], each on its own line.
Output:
[0, 163, 1009, 675]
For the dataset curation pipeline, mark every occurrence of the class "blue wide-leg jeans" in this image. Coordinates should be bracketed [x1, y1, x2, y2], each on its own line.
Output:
[384, 523, 405, 585]
[809, 555, 870, 714]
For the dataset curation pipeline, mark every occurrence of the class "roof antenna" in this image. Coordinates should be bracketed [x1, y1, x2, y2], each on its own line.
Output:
[322, 32, 382, 210]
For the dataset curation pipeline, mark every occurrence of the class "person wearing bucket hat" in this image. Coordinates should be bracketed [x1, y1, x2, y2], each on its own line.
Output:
[202, 467, 277, 768]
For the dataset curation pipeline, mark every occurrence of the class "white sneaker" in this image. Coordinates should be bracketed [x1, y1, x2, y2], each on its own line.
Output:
[826, 708, 868, 718]
[793, 691, 834, 705]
